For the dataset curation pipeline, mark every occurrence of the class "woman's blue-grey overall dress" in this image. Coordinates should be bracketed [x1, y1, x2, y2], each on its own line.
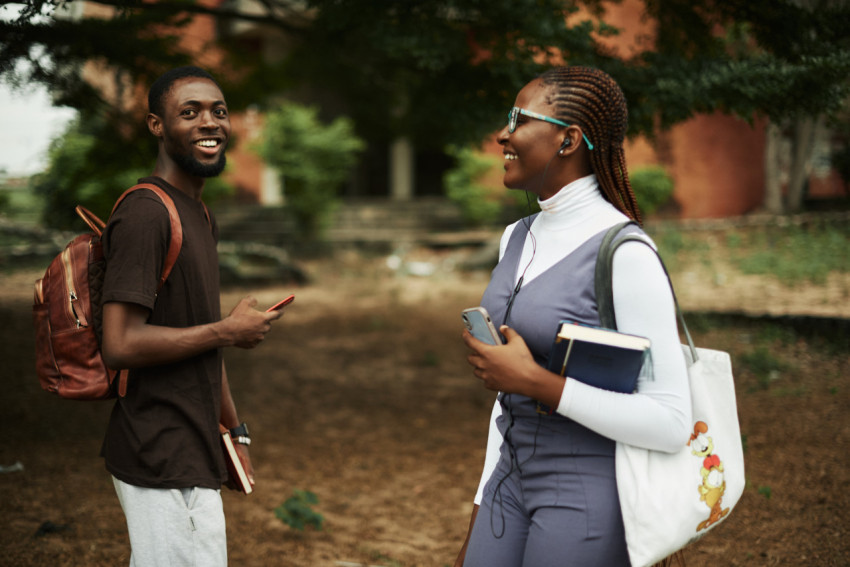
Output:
[464, 218, 631, 567]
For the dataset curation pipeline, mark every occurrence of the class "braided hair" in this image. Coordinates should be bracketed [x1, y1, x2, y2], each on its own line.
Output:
[539, 66, 642, 224]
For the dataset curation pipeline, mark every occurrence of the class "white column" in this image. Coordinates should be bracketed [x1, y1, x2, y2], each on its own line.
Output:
[262, 166, 284, 206]
[389, 137, 414, 201]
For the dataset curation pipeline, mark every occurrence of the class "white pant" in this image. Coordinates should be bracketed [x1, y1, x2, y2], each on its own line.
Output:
[112, 476, 227, 567]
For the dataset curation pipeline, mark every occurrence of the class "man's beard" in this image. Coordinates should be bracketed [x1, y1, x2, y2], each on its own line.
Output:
[171, 150, 227, 178]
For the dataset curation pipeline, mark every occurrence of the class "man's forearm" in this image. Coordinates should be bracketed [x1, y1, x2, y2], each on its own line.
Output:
[102, 301, 234, 369]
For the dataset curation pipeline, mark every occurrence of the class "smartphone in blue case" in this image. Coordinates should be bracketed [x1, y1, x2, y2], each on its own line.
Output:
[461, 307, 502, 345]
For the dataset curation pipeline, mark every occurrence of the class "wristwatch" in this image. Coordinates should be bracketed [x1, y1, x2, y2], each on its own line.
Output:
[229, 422, 251, 446]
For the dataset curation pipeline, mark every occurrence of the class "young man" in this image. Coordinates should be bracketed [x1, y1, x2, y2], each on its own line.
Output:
[100, 66, 282, 566]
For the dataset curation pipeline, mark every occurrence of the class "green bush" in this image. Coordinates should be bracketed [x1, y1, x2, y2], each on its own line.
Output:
[443, 145, 520, 226]
[258, 102, 364, 238]
[629, 165, 674, 217]
[274, 489, 324, 531]
[0, 177, 43, 223]
[33, 116, 234, 228]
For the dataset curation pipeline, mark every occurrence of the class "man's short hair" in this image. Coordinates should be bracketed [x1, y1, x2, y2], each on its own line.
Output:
[148, 66, 221, 117]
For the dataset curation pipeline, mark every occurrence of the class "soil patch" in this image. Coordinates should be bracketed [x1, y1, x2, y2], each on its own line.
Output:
[1, 250, 848, 566]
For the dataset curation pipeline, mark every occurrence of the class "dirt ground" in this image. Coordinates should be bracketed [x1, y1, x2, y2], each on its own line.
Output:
[1, 245, 848, 567]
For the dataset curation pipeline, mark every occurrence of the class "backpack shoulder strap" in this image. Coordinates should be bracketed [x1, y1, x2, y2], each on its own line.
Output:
[74, 205, 107, 236]
[594, 222, 698, 360]
[107, 183, 183, 399]
[111, 183, 183, 293]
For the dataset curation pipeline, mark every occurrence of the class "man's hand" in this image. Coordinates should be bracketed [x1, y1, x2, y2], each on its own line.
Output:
[103, 295, 285, 368]
[223, 296, 283, 349]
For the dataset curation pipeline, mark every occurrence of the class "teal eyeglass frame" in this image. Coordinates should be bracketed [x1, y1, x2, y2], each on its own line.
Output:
[508, 107, 594, 150]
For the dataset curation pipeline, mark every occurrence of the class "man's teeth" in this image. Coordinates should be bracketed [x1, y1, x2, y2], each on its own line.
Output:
[196, 140, 218, 147]
[505, 154, 517, 161]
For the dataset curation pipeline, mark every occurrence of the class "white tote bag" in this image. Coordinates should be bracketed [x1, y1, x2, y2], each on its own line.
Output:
[616, 343, 745, 567]
[596, 223, 745, 567]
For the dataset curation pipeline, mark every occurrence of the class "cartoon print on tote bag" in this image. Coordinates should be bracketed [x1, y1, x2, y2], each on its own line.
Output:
[688, 421, 731, 532]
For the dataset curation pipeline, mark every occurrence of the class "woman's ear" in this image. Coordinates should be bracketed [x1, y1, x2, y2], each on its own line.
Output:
[557, 127, 585, 156]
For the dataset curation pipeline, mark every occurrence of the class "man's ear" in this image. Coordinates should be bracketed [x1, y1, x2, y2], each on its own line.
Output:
[146, 113, 163, 138]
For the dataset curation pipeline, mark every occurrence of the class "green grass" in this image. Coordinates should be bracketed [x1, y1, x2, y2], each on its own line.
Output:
[753, 322, 799, 345]
[420, 350, 440, 367]
[651, 226, 712, 272]
[737, 346, 793, 391]
[651, 220, 849, 287]
[689, 315, 847, 398]
[727, 223, 849, 285]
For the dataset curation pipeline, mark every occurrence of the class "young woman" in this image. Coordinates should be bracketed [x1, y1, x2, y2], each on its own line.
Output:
[454, 66, 692, 566]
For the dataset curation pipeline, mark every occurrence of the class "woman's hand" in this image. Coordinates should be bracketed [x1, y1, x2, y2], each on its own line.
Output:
[463, 325, 539, 395]
[453, 504, 479, 567]
[463, 325, 534, 394]
[463, 325, 566, 407]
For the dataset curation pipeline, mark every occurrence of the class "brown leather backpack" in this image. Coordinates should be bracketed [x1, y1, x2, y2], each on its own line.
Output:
[32, 183, 183, 400]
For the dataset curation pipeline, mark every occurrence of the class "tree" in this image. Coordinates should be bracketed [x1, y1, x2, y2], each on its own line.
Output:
[278, 1, 622, 150]
[4, 0, 850, 218]
[31, 115, 152, 227]
[2, 0, 621, 146]
[2, 0, 618, 223]
[638, 0, 850, 213]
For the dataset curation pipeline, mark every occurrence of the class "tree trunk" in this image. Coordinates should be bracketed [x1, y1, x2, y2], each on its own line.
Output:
[786, 116, 821, 213]
[763, 121, 784, 214]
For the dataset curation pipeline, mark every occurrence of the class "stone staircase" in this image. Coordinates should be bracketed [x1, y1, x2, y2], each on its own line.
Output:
[216, 197, 474, 251]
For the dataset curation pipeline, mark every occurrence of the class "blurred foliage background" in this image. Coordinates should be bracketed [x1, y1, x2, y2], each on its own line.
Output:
[1, 0, 849, 228]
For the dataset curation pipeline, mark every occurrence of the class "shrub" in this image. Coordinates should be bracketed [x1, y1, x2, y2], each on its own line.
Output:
[274, 489, 324, 531]
[629, 165, 674, 217]
[258, 102, 364, 238]
[443, 145, 514, 226]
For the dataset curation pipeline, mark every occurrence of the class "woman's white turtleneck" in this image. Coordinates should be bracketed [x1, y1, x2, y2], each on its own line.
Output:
[502, 174, 630, 285]
[473, 175, 692, 505]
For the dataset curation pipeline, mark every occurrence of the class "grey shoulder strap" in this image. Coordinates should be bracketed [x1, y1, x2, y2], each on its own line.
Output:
[594, 222, 698, 361]
[594, 221, 638, 329]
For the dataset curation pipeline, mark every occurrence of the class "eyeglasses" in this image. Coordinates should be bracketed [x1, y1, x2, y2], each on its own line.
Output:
[507, 107, 594, 150]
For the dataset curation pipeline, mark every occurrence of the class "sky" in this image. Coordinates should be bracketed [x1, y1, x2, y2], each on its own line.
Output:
[0, 3, 78, 177]
[0, 81, 77, 177]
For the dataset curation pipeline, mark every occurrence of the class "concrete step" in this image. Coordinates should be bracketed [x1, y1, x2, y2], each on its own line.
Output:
[216, 198, 469, 248]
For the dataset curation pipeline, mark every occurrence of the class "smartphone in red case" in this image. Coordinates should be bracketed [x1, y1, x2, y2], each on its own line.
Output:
[266, 294, 295, 312]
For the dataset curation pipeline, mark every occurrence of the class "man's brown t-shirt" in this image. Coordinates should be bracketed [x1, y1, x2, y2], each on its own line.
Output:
[100, 177, 225, 489]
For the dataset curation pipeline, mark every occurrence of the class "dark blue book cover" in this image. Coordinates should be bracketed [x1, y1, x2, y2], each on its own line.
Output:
[547, 321, 650, 393]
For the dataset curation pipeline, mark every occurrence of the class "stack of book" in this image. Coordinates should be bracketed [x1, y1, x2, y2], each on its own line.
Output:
[547, 321, 651, 394]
